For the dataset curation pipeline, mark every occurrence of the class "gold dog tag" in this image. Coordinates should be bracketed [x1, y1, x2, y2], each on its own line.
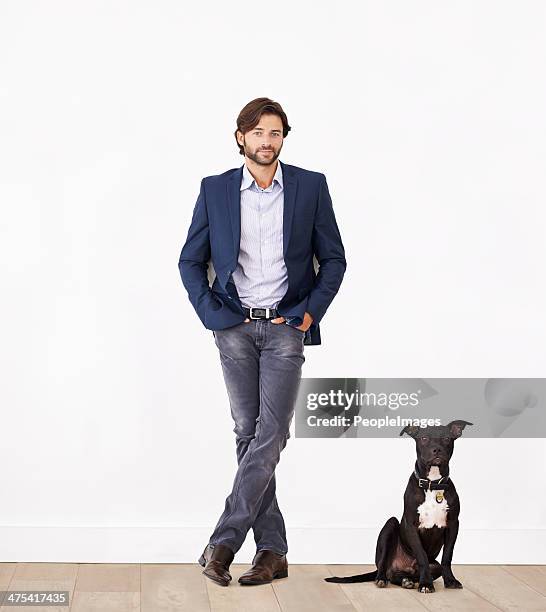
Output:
[435, 490, 444, 503]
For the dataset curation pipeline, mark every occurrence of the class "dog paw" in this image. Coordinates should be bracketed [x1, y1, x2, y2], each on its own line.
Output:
[418, 582, 435, 593]
[444, 578, 463, 589]
[375, 578, 388, 588]
[401, 577, 415, 589]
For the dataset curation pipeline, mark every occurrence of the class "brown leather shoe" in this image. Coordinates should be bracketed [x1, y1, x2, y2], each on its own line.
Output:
[238, 549, 288, 585]
[200, 543, 235, 587]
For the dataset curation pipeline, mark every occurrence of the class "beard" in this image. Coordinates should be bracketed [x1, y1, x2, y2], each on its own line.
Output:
[243, 140, 282, 166]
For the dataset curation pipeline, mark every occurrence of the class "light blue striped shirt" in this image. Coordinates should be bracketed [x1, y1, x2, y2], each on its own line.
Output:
[231, 160, 288, 309]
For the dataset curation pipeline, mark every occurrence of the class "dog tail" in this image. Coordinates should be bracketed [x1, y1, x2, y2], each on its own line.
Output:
[324, 569, 378, 583]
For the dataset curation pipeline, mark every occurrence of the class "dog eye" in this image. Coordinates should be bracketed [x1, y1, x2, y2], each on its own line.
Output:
[420, 437, 429, 443]
[443, 437, 451, 443]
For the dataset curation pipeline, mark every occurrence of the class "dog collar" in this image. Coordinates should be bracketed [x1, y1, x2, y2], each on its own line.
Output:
[413, 467, 451, 491]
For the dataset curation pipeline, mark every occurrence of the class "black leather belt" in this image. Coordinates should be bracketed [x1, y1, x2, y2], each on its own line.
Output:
[243, 307, 280, 320]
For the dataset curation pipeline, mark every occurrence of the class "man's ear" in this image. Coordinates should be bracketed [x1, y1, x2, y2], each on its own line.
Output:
[400, 425, 420, 438]
[447, 420, 473, 438]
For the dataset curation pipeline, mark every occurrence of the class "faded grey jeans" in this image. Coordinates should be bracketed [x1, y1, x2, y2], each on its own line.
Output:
[208, 318, 306, 556]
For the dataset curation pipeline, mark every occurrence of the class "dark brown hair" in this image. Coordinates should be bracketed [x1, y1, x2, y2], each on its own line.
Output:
[234, 97, 291, 155]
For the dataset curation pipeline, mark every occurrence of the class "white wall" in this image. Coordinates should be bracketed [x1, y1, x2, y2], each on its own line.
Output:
[1, 1, 545, 563]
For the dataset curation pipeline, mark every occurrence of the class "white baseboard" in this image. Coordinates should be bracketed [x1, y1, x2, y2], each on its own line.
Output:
[1, 526, 544, 564]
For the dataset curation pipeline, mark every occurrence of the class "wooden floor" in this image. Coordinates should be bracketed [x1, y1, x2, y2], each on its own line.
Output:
[1, 562, 545, 611]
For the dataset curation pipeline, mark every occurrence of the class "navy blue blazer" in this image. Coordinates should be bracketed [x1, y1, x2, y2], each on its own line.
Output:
[178, 160, 346, 345]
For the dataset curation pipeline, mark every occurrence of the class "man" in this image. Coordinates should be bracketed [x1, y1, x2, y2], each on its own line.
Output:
[178, 97, 346, 586]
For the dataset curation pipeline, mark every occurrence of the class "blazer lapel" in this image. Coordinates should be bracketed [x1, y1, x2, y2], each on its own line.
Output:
[227, 166, 243, 267]
[226, 160, 298, 265]
[281, 161, 297, 258]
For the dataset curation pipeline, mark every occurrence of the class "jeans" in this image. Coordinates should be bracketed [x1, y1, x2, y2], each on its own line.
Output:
[208, 318, 306, 556]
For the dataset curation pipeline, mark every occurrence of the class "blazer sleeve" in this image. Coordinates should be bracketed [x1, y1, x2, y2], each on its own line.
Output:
[178, 178, 216, 326]
[306, 174, 347, 325]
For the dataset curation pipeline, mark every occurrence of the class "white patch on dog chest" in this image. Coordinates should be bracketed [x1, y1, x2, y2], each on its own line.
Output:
[417, 466, 449, 529]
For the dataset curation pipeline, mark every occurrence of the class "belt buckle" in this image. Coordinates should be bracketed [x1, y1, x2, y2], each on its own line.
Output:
[249, 307, 270, 320]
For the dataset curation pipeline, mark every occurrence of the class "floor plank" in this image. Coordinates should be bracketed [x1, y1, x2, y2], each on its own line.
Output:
[0, 564, 16, 590]
[141, 564, 210, 612]
[71, 563, 140, 612]
[207, 563, 282, 612]
[75, 563, 140, 592]
[326, 564, 428, 611]
[0, 563, 77, 611]
[455, 565, 546, 611]
[402, 568, 502, 611]
[501, 565, 546, 597]
[70, 591, 140, 611]
[273, 564, 356, 612]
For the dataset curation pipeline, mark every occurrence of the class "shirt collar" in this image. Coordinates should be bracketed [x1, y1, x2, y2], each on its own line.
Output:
[240, 160, 283, 191]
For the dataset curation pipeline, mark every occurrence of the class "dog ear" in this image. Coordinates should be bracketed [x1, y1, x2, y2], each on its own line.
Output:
[447, 420, 473, 438]
[399, 425, 420, 438]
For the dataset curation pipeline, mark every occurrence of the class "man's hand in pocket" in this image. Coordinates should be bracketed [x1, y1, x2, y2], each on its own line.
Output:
[271, 312, 313, 332]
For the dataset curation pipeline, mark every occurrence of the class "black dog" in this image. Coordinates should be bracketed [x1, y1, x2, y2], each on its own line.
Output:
[325, 420, 473, 593]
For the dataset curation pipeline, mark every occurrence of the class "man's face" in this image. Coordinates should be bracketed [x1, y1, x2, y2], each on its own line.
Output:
[237, 113, 284, 166]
